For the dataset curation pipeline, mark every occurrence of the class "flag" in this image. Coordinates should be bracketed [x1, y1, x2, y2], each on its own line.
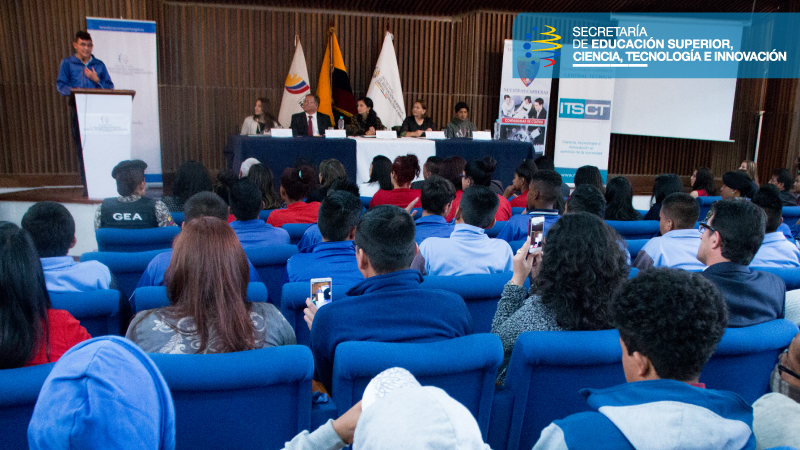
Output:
[317, 28, 357, 122]
[366, 32, 406, 129]
[278, 38, 311, 128]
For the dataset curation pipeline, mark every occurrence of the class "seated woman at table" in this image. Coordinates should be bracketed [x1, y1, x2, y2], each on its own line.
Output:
[369, 154, 421, 208]
[400, 99, 437, 137]
[346, 97, 385, 136]
[447, 156, 512, 222]
[267, 166, 320, 227]
[240, 97, 279, 135]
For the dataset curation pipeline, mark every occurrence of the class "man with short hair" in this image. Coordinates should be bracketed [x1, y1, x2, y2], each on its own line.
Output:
[752, 332, 800, 449]
[565, 184, 606, 218]
[750, 184, 800, 268]
[290, 94, 333, 137]
[770, 168, 798, 206]
[697, 200, 786, 327]
[411, 156, 442, 189]
[22, 201, 111, 292]
[535, 155, 571, 199]
[633, 193, 705, 271]
[533, 268, 755, 449]
[445, 101, 476, 138]
[496, 170, 562, 242]
[284, 191, 364, 288]
[94, 160, 175, 230]
[296, 179, 361, 251]
[306, 205, 473, 392]
[414, 175, 456, 244]
[416, 186, 513, 276]
[229, 179, 290, 249]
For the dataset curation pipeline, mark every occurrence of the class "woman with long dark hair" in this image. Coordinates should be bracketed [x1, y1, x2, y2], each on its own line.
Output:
[363, 155, 393, 198]
[690, 167, 718, 198]
[126, 217, 295, 353]
[369, 154, 421, 208]
[307, 158, 348, 203]
[0, 222, 90, 368]
[162, 160, 213, 212]
[644, 174, 684, 221]
[247, 163, 282, 210]
[604, 176, 642, 221]
[240, 97, 279, 135]
[491, 213, 629, 383]
[574, 165, 605, 195]
[346, 97, 385, 136]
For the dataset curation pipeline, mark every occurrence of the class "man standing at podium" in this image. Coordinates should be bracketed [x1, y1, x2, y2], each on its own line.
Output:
[56, 31, 114, 195]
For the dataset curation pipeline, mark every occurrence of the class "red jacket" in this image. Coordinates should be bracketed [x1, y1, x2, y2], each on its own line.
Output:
[369, 188, 421, 209]
[267, 201, 321, 227]
[25, 309, 91, 367]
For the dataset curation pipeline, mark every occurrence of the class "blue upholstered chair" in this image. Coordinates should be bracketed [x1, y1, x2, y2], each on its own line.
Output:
[49, 289, 121, 337]
[625, 238, 651, 260]
[486, 221, 507, 238]
[149, 345, 313, 450]
[331, 334, 503, 440]
[360, 196, 372, 210]
[244, 245, 298, 308]
[489, 329, 625, 450]
[697, 195, 721, 221]
[130, 282, 268, 315]
[509, 239, 526, 254]
[171, 212, 184, 227]
[751, 266, 800, 290]
[701, 319, 798, 404]
[280, 282, 351, 347]
[0, 363, 55, 450]
[421, 272, 517, 333]
[95, 226, 180, 252]
[80, 249, 169, 299]
[782, 206, 800, 230]
[511, 207, 525, 215]
[258, 209, 274, 221]
[281, 223, 314, 246]
[605, 220, 660, 240]
[636, 209, 649, 217]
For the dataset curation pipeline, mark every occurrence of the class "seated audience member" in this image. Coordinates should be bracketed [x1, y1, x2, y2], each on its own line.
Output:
[535, 154, 571, 200]
[290, 94, 333, 137]
[533, 268, 753, 450]
[240, 97, 279, 135]
[574, 165, 605, 195]
[750, 184, 800, 267]
[229, 179, 290, 249]
[297, 179, 361, 252]
[492, 213, 628, 383]
[445, 101, 477, 138]
[247, 163, 282, 210]
[305, 205, 473, 392]
[28, 336, 175, 450]
[214, 168, 237, 204]
[401, 99, 437, 137]
[440, 155, 468, 222]
[0, 222, 90, 369]
[346, 96, 384, 137]
[416, 186, 513, 276]
[138, 192, 261, 287]
[740, 159, 759, 185]
[770, 168, 799, 206]
[127, 216, 295, 353]
[496, 170, 562, 242]
[604, 176, 642, 221]
[564, 184, 606, 217]
[285, 191, 364, 288]
[721, 170, 757, 200]
[307, 158, 347, 202]
[633, 193, 705, 271]
[22, 201, 111, 292]
[410, 155, 442, 190]
[453, 156, 512, 221]
[643, 173, 683, 221]
[504, 159, 538, 208]
[690, 166, 718, 198]
[794, 173, 800, 197]
[369, 154, 421, 208]
[414, 175, 456, 244]
[752, 332, 800, 450]
[267, 166, 320, 227]
[697, 199, 786, 327]
[161, 160, 212, 213]
[95, 160, 175, 230]
[238, 157, 260, 178]
[362, 155, 393, 197]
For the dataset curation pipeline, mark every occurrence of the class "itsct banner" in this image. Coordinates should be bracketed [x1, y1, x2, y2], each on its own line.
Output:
[553, 61, 615, 185]
[497, 39, 553, 155]
[87, 18, 162, 182]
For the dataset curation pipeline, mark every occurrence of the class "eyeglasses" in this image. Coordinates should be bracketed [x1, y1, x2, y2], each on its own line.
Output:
[698, 222, 717, 235]
[779, 363, 800, 382]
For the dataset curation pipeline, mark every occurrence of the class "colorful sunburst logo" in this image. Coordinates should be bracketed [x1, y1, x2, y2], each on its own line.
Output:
[284, 74, 310, 95]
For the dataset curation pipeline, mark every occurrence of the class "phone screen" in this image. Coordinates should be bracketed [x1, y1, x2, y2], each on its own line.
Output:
[310, 278, 333, 307]
[528, 216, 545, 253]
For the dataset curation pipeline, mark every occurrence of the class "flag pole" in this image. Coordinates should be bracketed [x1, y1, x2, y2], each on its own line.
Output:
[329, 21, 335, 118]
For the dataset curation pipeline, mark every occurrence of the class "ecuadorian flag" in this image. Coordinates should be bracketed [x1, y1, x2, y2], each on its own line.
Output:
[318, 29, 357, 121]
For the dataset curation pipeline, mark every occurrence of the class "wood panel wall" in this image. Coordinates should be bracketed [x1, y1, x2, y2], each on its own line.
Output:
[2, 0, 798, 190]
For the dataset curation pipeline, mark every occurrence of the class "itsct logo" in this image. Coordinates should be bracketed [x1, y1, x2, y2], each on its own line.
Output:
[517, 25, 562, 85]
[559, 99, 611, 120]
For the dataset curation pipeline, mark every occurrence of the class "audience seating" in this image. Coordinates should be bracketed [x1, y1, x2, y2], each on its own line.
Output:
[511, 207, 525, 215]
[509, 239, 526, 254]
[486, 221, 507, 238]
[421, 272, 516, 333]
[489, 329, 625, 450]
[130, 282, 268, 315]
[244, 245, 298, 308]
[410, 207, 422, 217]
[360, 196, 371, 210]
[625, 238, 650, 260]
[280, 282, 350, 347]
[281, 223, 313, 245]
[258, 209, 274, 221]
[81, 249, 169, 299]
[782, 206, 800, 229]
[0, 363, 55, 450]
[751, 266, 800, 290]
[636, 209, 649, 217]
[604, 220, 660, 240]
[701, 319, 798, 404]
[171, 212, 184, 227]
[149, 345, 313, 450]
[696, 196, 721, 220]
[331, 334, 503, 440]
[49, 289, 121, 337]
[95, 226, 180, 252]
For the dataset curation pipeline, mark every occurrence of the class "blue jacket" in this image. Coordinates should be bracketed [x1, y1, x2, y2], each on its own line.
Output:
[310, 269, 473, 391]
[750, 231, 800, 268]
[137, 250, 260, 288]
[496, 210, 560, 243]
[230, 219, 291, 249]
[414, 215, 455, 244]
[533, 379, 755, 450]
[297, 224, 323, 253]
[701, 262, 785, 327]
[56, 55, 114, 96]
[284, 240, 364, 288]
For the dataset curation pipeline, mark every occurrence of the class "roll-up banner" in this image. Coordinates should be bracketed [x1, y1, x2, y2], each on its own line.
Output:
[87, 17, 162, 183]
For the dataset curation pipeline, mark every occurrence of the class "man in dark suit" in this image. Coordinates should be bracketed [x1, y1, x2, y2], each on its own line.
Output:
[290, 94, 333, 137]
[528, 97, 547, 145]
[697, 199, 786, 327]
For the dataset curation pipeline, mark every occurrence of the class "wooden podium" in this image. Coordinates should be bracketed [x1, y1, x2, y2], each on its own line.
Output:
[71, 88, 136, 200]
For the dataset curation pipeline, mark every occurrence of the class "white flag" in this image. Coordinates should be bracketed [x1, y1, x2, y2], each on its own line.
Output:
[366, 32, 406, 129]
[278, 39, 311, 128]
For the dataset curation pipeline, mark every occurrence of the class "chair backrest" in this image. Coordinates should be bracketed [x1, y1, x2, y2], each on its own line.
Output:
[80, 249, 169, 299]
[0, 363, 55, 450]
[149, 345, 313, 450]
[49, 289, 121, 337]
[782, 206, 800, 226]
[280, 282, 351, 347]
[281, 223, 314, 245]
[332, 334, 503, 440]
[625, 238, 651, 260]
[421, 272, 513, 333]
[95, 226, 180, 252]
[511, 207, 525, 215]
[486, 221, 507, 238]
[130, 282, 268, 315]
[171, 212, 184, 227]
[258, 209, 274, 221]
[605, 220, 660, 240]
[243, 245, 298, 307]
[499, 329, 625, 450]
[752, 266, 800, 290]
[360, 196, 372, 210]
[696, 196, 721, 221]
[509, 239, 526, 254]
[701, 319, 798, 404]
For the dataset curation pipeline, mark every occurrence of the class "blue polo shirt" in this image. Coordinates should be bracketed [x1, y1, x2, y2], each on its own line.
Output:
[41, 256, 112, 292]
[633, 228, 706, 271]
[496, 210, 560, 243]
[420, 224, 513, 276]
[230, 219, 291, 249]
[414, 215, 455, 244]
[750, 231, 800, 268]
[137, 250, 261, 288]
[284, 240, 364, 288]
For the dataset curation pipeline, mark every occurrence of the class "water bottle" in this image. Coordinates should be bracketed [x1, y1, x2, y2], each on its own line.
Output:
[337, 117, 344, 130]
